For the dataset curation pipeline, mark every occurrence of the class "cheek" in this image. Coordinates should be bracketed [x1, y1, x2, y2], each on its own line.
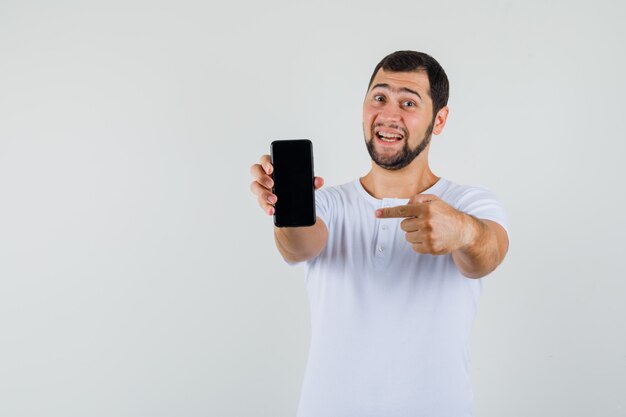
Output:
[407, 117, 426, 135]
[363, 108, 377, 127]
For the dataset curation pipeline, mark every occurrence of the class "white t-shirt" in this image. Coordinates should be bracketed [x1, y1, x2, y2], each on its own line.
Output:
[293, 177, 509, 417]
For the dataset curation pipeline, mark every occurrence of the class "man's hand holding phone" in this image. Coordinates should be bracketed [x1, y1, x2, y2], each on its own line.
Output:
[250, 147, 328, 263]
[249, 154, 324, 217]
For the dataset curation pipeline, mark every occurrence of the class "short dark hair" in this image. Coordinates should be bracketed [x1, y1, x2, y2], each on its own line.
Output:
[368, 50, 449, 117]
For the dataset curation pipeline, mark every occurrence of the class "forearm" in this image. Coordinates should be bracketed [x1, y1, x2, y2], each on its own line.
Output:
[452, 214, 503, 279]
[274, 218, 328, 263]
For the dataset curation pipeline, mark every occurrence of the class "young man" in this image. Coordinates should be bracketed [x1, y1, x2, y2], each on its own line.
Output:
[250, 51, 509, 417]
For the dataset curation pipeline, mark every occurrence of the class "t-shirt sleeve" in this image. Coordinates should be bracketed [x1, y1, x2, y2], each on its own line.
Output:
[455, 186, 510, 239]
[282, 187, 332, 267]
[313, 187, 332, 227]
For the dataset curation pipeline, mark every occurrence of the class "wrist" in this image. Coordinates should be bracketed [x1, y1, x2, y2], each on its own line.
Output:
[458, 213, 482, 251]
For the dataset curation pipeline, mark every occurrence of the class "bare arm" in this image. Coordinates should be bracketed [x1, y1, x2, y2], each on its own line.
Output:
[250, 154, 328, 263]
[376, 194, 509, 279]
[451, 216, 509, 279]
[274, 219, 328, 263]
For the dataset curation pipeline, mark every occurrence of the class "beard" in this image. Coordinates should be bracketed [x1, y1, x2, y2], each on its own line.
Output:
[364, 119, 434, 171]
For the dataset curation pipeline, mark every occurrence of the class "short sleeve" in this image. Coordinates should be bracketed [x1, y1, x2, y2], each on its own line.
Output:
[314, 187, 332, 227]
[455, 186, 510, 239]
[282, 187, 332, 267]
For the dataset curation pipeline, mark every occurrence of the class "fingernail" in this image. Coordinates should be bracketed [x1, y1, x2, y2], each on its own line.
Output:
[375, 209, 382, 217]
[268, 195, 277, 204]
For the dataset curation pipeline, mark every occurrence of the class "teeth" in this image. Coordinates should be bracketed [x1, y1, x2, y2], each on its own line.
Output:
[377, 131, 402, 142]
[377, 131, 402, 139]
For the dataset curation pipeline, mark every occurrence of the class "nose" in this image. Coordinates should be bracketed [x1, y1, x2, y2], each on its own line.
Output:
[377, 103, 401, 123]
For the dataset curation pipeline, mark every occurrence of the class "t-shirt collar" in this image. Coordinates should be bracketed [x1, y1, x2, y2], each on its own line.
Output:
[354, 176, 446, 206]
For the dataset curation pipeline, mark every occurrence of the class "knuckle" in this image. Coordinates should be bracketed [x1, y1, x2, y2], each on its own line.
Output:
[260, 156, 272, 172]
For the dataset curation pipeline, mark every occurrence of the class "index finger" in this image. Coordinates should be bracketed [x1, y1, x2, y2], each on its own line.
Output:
[259, 154, 273, 175]
[375, 205, 419, 219]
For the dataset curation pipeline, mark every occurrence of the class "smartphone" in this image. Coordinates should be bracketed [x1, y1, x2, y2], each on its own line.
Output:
[270, 139, 316, 228]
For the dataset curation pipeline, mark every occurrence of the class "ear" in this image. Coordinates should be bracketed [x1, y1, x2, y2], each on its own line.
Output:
[432, 106, 449, 135]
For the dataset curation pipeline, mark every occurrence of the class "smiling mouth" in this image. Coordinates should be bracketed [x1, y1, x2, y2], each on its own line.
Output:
[375, 130, 404, 143]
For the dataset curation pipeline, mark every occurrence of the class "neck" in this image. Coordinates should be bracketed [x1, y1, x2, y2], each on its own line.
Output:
[360, 152, 439, 199]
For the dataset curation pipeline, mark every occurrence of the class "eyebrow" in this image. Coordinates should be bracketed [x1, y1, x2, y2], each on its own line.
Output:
[370, 83, 423, 101]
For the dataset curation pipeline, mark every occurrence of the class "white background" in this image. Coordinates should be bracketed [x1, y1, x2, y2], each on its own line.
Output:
[1, 0, 625, 416]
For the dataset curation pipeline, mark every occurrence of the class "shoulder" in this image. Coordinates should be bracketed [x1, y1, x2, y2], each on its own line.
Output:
[314, 179, 370, 226]
[437, 177, 509, 236]
[316, 180, 360, 204]
[435, 178, 503, 210]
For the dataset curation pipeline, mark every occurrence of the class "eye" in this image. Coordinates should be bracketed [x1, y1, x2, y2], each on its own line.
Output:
[403, 100, 416, 108]
[374, 95, 385, 102]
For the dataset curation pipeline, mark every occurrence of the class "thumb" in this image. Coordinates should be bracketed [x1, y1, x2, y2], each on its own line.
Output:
[408, 193, 438, 205]
[314, 176, 324, 190]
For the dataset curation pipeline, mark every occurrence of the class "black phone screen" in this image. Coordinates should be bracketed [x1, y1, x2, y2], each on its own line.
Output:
[270, 139, 316, 227]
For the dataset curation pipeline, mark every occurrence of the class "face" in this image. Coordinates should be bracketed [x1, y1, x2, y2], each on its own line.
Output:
[363, 69, 443, 170]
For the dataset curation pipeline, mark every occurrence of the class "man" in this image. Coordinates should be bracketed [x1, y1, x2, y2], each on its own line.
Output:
[250, 51, 509, 417]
